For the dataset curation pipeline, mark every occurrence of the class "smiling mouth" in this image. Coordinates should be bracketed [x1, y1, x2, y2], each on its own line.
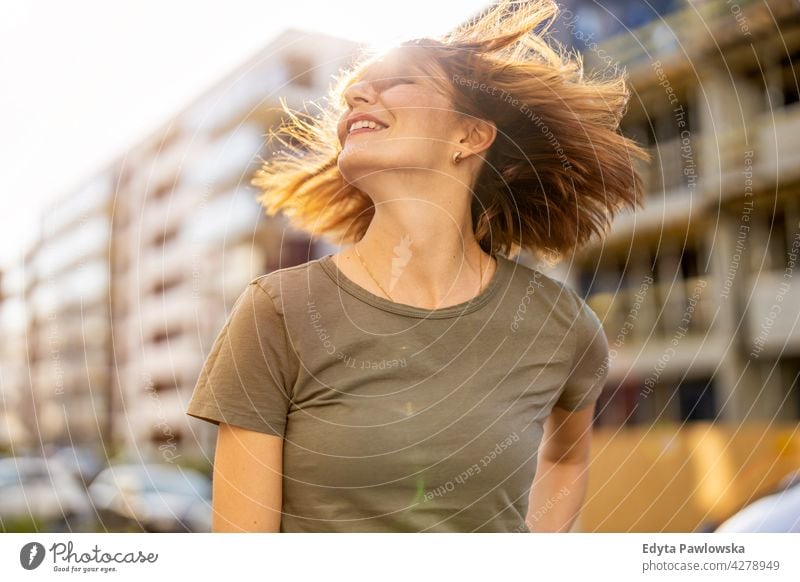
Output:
[345, 118, 390, 140]
[348, 126, 388, 137]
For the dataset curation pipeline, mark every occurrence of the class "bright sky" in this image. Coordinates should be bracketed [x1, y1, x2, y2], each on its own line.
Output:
[0, 0, 491, 271]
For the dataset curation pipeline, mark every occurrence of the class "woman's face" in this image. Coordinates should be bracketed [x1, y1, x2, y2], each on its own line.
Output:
[336, 50, 464, 185]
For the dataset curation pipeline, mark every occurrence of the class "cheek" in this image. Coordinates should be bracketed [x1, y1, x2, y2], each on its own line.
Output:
[400, 103, 458, 146]
[413, 115, 457, 154]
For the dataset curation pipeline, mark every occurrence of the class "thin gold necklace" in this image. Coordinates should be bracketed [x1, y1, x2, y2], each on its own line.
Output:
[352, 243, 485, 304]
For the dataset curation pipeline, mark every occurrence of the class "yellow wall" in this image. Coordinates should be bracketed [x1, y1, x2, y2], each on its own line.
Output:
[581, 422, 800, 532]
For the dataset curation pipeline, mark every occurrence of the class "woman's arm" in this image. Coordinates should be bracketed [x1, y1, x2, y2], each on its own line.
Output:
[211, 423, 284, 532]
[526, 403, 596, 532]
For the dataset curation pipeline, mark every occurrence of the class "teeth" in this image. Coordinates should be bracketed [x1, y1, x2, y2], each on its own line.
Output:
[349, 119, 386, 133]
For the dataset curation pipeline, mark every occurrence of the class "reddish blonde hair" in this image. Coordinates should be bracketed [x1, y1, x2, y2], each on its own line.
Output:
[251, 0, 650, 265]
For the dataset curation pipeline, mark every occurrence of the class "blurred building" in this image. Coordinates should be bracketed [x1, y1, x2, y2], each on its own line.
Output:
[6, 176, 115, 450]
[0, 260, 33, 449]
[570, 0, 800, 426]
[0, 29, 357, 461]
[109, 29, 358, 461]
[551, 0, 683, 49]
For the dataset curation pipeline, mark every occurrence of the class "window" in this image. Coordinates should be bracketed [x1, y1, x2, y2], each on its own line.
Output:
[150, 380, 176, 393]
[764, 208, 788, 271]
[152, 274, 181, 295]
[779, 46, 800, 106]
[151, 183, 172, 200]
[678, 378, 716, 422]
[284, 54, 314, 88]
[158, 224, 180, 247]
[151, 329, 170, 344]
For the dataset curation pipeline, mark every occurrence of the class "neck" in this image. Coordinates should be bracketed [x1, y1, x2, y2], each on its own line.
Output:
[337, 174, 496, 308]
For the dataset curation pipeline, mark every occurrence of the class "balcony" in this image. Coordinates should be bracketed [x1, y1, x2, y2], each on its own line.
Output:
[139, 335, 201, 387]
[587, 276, 721, 377]
[180, 125, 264, 191]
[35, 217, 111, 279]
[745, 270, 800, 357]
[138, 283, 198, 345]
[32, 358, 110, 397]
[712, 103, 800, 200]
[129, 387, 188, 450]
[35, 312, 109, 353]
[754, 102, 800, 185]
[140, 185, 197, 247]
[140, 136, 195, 198]
[649, 135, 702, 198]
[590, 0, 763, 74]
[43, 173, 112, 239]
[138, 239, 190, 295]
[599, 135, 704, 247]
[29, 260, 109, 317]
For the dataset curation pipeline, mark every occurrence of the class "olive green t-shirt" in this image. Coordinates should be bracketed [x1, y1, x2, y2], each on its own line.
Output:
[186, 252, 609, 532]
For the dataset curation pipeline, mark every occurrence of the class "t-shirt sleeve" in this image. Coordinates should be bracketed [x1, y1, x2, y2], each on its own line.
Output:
[185, 280, 295, 437]
[554, 291, 610, 411]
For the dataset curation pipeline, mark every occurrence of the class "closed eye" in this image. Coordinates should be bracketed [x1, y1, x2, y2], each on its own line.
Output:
[372, 77, 415, 91]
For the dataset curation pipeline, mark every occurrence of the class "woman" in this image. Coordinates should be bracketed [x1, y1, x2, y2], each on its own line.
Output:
[186, 0, 649, 533]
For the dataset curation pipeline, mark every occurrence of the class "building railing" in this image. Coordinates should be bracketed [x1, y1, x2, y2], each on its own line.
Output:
[642, 133, 703, 199]
[586, 276, 714, 347]
[588, 0, 763, 71]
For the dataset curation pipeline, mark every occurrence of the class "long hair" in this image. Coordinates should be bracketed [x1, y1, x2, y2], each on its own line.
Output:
[251, 0, 650, 265]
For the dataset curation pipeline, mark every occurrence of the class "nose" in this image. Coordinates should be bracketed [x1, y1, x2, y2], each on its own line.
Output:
[344, 79, 377, 109]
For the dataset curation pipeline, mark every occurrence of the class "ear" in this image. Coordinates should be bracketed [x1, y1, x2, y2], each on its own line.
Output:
[457, 118, 497, 161]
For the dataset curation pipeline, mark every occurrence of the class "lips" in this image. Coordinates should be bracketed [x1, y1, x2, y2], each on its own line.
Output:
[344, 112, 390, 142]
[346, 113, 388, 132]
[348, 124, 388, 137]
[341, 118, 389, 146]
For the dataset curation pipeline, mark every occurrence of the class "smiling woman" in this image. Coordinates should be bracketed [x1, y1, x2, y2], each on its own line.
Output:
[252, 1, 649, 264]
[186, 0, 649, 533]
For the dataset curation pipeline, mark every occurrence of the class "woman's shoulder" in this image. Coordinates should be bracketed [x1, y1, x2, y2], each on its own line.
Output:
[501, 255, 582, 312]
[246, 256, 328, 315]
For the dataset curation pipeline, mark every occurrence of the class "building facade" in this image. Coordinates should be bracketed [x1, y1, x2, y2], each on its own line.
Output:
[109, 29, 359, 461]
[13, 174, 114, 449]
[2, 29, 358, 462]
[570, 0, 800, 426]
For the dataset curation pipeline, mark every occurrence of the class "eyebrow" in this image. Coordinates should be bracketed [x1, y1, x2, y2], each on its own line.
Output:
[341, 56, 435, 100]
[360, 63, 399, 82]
[361, 54, 425, 82]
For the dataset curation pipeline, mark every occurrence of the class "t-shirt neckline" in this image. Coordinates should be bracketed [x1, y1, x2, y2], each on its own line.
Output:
[318, 252, 511, 319]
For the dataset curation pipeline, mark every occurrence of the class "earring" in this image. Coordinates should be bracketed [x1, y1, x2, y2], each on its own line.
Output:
[452, 151, 463, 164]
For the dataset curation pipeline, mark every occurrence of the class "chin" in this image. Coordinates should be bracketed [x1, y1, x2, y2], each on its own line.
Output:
[337, 148, 396, 183]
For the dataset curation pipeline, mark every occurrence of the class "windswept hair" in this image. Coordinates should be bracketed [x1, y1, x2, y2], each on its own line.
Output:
[251, 0, 650, 265]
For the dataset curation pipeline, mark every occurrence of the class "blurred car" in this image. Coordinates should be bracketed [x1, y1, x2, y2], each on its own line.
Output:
[48, 446, 105, 483]
[0, 456, 92, 531]
[715, 470, 800, 533]
[88, 463, 211, 532]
